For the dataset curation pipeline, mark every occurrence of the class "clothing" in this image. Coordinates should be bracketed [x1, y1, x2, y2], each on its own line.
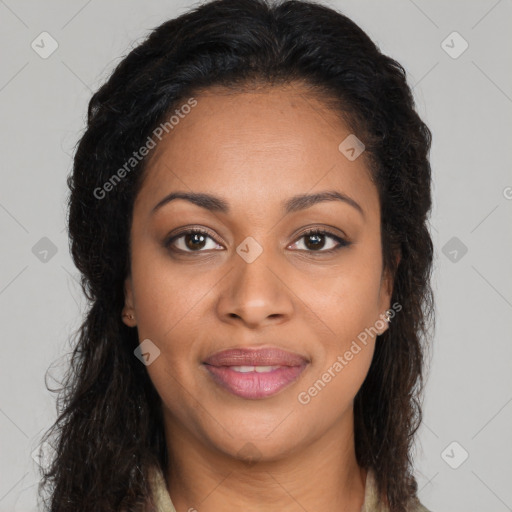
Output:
[148, 464, 431, 512]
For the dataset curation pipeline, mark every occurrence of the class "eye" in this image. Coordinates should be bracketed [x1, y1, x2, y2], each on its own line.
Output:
[165, 227, 350, 255]
[289, 228, 350, 253]
[165, 228, 224, 252]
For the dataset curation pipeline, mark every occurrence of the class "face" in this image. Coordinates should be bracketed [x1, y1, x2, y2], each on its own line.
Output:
[123, 84, 394, 462]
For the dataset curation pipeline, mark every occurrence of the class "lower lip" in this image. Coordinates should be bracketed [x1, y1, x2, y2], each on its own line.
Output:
[203, 364, 307, 399]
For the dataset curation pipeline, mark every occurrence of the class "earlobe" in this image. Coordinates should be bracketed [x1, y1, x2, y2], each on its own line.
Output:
[121, 276, 137, 327]
[122, 311, 136, 326]
[377, 250, 402, 335]
[382, 249, 401, 302]
[376, 263, 396, 336]
[377, 309, 392, 335]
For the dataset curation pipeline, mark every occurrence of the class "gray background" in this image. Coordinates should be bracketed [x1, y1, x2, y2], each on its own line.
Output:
[1, 0, 511, 510]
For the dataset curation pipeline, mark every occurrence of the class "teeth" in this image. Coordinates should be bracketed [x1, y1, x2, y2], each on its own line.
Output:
[230, 365, 281, 373]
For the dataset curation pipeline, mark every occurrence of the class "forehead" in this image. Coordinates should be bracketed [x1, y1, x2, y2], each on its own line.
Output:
[135, 84, 378, 219]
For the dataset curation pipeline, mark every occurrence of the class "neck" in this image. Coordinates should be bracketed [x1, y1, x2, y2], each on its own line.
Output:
[163, 409, 367, 512]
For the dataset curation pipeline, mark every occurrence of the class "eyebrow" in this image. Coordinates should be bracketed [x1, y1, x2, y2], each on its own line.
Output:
[151, 190, 365, 218]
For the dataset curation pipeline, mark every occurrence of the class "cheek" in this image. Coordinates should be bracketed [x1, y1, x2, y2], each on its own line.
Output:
[129, 247, 220, 398]
[129, 245, 216, 341]
[294, 250, 382, 398]
[297, 333, 375, 417]
[293, 256, 383, 340]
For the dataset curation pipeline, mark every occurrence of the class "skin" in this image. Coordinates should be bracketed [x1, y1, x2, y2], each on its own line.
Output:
[122, 84, 394, 512]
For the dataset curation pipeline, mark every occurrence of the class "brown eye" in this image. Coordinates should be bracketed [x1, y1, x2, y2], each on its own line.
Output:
[304, 232, 326, 250]
[290, 229, 350, 253]
[184, 231, 207, 250]
[166, 229, 224, 253]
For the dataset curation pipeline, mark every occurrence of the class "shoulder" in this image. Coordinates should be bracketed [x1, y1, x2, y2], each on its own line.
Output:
[363, 468, 432, 512]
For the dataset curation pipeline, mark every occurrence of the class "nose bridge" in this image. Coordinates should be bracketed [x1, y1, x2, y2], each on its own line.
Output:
[217, 233, 293, 324]
[233, 233, 280, 299]
[238, 233, 274, 279]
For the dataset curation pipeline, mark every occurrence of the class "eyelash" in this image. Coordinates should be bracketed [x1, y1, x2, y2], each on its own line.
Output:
[165, 227, 350, 255]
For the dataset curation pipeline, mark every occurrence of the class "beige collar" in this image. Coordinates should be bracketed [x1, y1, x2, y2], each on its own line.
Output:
[148, 464, 176, 512]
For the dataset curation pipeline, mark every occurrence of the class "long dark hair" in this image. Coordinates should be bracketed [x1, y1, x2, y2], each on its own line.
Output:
[39, 0, 434, 510]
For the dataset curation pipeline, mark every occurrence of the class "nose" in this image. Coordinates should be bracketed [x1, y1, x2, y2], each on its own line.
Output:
[216, 240, 295, 329]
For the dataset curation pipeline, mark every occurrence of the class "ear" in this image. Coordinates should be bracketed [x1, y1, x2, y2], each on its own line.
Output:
[376, 251, 401, 335]
[121, 275, 137, 327]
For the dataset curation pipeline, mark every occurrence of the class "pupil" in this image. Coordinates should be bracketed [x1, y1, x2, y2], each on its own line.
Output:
[186, 233, 206, 250]
[306, 233, 324, 250]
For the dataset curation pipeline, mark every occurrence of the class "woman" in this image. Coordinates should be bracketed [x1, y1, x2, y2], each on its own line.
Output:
[39, 0, 434, 510]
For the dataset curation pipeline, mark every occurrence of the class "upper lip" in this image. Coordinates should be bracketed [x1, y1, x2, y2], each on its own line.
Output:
[203, 347, 309, 367]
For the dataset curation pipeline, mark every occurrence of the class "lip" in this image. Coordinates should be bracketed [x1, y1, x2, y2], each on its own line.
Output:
[203, 347, 309, 400]
[203, 347, 309, 367]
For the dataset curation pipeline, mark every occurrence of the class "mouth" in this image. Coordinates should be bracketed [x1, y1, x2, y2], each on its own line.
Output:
[202, 347, 309, 400]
